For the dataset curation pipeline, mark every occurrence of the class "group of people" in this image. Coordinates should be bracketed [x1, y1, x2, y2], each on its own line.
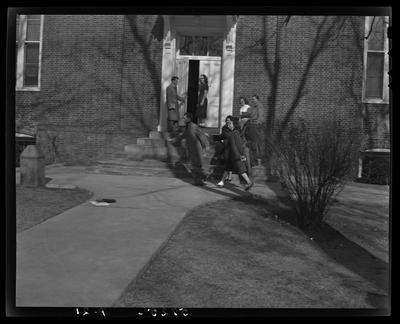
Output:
[166, 74, 209, 134]
[166, 75, 265, 190]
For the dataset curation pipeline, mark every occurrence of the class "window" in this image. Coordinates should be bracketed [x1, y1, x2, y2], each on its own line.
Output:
[178, 35, 223, 57]
[16, 15, 43, 90]
[362, 16, 389, 103]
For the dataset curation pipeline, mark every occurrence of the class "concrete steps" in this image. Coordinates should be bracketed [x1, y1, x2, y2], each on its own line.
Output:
[95, 129, 275, 182]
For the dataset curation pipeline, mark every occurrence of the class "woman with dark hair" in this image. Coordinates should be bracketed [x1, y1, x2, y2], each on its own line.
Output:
[214, 115, 234, 182]
[239, 96, 251, 130]
[217, 117, 253, 191]
[239, 96, 250, 115]
[197, 74, 208, 127]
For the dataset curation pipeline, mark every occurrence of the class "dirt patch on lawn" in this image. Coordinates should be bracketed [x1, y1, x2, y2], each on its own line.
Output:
[114, 193, 389, 309]
[16, 185, 93, 233]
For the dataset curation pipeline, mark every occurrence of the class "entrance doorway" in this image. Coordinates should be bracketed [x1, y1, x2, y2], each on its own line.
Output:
[176, 57, 221, 128]
[160, 16, 238, 132]
[187, 60, 199, 123]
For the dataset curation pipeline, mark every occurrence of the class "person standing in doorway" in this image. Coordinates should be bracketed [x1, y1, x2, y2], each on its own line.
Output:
[166, 76, 185, 135]
[196, 74, 209, 127]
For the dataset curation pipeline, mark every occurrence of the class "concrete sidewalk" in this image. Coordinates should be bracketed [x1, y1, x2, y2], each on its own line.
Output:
[16, 165, 283, 307]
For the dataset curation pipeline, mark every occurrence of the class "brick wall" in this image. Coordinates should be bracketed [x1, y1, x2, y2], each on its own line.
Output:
[16, 15, 163, 164]
[16, 15, 389, 164]
[234, 15, 390, 149]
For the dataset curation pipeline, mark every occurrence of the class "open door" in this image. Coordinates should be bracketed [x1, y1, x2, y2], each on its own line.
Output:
[199, 59, 221, 128]
[175, 58, 189, 126]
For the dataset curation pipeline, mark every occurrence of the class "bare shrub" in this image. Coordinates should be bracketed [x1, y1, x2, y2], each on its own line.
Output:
[266, 119, 362, 229]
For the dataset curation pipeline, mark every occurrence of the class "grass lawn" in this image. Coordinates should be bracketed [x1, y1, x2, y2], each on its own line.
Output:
[16, 185, 93, 233]
[114, 183, 389, 309]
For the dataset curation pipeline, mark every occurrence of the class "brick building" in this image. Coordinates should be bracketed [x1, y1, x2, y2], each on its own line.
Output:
[14, 14, 390, 164]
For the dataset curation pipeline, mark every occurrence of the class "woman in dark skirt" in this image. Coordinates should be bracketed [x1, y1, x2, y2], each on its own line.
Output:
[217, 118, 254, 191]
[196, 74, 208, 127]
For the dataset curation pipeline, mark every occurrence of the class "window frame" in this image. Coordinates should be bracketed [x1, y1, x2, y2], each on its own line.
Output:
[176, 32, 223, 59]
[362, 16, 389, 104]
[16, 14, 44, 91]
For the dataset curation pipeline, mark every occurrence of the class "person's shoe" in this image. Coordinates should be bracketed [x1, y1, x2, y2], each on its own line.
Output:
[244, 181, 254, 191]
[217, 181, 224, 188]
[225, 177, 232, 182]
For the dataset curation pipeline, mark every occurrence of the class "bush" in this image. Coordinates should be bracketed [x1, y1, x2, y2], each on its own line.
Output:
[266, 119, 362, 229]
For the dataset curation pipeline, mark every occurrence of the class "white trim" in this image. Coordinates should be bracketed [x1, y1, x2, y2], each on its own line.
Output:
[362, 16, 389, 104]
[177, 55, 222, 61]
[159, 15, 237, 130]
[38, 14, 44, 90]
[15, 14, 43, 91]
[219, 17, 237, 127]
[174, 26, 226, 36]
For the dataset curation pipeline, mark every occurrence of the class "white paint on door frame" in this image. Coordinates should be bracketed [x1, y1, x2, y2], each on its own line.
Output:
[158, 15, 237, 131]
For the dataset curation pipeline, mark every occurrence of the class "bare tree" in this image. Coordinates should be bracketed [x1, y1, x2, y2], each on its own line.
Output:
[242, 16, 351, 141]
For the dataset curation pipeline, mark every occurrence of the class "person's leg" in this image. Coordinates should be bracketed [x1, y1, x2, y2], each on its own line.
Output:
[241, 172, 251, 184]
[167, 120, 173, 133]
[241, 172, 254, 191]
[243, 146, 252, 178]
[241, 173, 254, 191]
[217, 171, 229, 187]
[191, 167, 204, 185]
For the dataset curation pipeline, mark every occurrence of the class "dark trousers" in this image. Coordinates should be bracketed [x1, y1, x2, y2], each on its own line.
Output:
[246, 123, 261, 165]
[168, 120, 178, 134]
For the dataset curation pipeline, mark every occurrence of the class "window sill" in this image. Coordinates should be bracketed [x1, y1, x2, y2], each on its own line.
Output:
[362, 98, 389, 104]
[16, 87, 41, 92]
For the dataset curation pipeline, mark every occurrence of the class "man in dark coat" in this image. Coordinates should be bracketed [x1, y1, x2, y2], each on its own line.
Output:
[166, 76, 185, 134]
[179, 112, 209, 186]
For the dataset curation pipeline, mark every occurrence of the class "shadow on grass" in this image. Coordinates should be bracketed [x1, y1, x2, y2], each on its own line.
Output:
[233, 194, 390, 307]
[164, 134, 389, 307]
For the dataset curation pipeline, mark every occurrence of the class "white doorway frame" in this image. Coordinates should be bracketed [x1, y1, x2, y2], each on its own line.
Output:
[158, 15, 237, 131]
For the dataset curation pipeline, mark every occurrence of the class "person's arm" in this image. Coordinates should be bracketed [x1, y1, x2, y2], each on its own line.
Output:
[257, 104, 264, 124]
[233, 131, 245, 157]
[195, 125, 207, 149]
[166, 86, 175, 109]
[241, 111, 251, 118]
[200, 89, 208, 105]
[249, 106, 259, 121]
[177, 93, 185, 102]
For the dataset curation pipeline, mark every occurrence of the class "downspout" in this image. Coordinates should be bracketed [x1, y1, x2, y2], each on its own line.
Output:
[119, 15, 126, 130]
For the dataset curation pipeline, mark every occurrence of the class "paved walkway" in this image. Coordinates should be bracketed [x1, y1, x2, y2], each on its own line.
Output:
[16, 165, 284, 307]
